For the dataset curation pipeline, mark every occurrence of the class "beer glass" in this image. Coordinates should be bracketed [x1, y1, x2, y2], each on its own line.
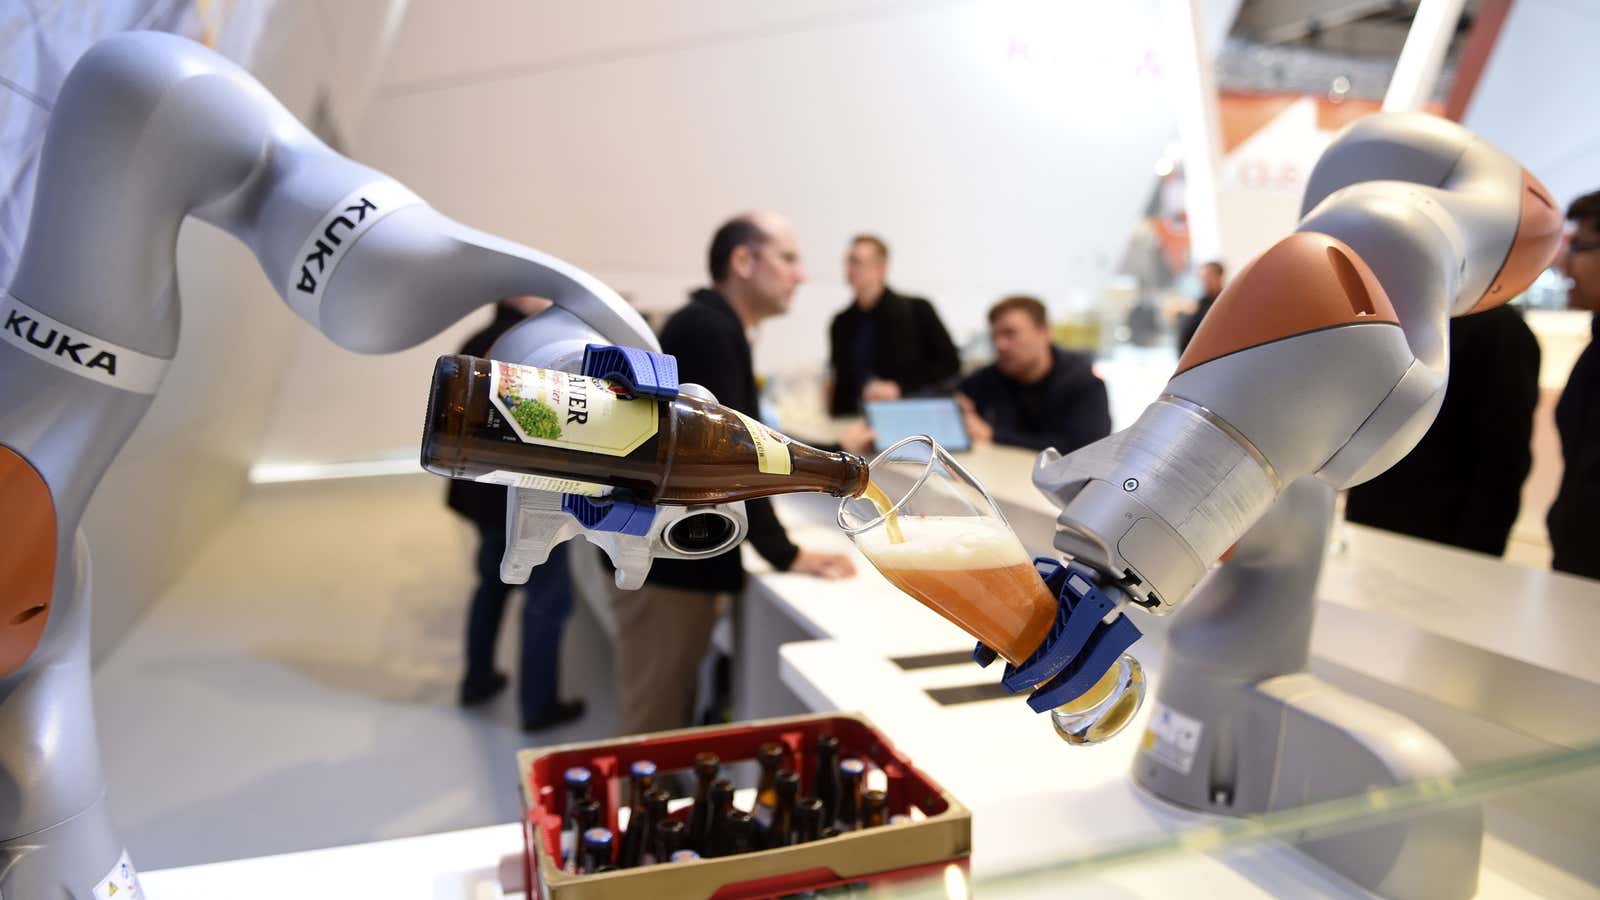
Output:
[838, 435, 1144, 745]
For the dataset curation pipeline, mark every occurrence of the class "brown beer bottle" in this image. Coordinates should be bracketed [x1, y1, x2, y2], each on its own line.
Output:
[751, 742, 785, 828]
[688, 752, 720, 853]
[705, 778, 735, 857]
[617, 760, 657, 868]
[862, 788, 888, 828]
[768, 769, 800, 848]
[422, 355, 868, 504]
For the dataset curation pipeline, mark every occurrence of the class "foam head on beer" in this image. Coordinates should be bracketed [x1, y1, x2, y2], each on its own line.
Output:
[855, 516, 1056, 666]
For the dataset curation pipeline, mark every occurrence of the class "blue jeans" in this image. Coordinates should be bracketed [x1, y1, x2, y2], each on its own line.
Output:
[464, 529, 573, 724]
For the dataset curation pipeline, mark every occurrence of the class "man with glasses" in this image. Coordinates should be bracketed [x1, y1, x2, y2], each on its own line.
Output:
[1549, 191, 1600, 579]
[609, 213, 856, 736]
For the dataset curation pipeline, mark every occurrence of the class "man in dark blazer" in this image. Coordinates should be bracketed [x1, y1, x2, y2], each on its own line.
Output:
[827, 235, 960, 416]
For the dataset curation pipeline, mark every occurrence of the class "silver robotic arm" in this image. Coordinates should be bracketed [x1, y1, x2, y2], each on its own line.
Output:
[0, 31, 737, 895]
[1030, 114, 1560, 899]
[1036, 112, 1561, 615]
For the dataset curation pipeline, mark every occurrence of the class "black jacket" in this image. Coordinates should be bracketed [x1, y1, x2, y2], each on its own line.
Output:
[1176, 293, 1218, 357]
[1549, 314, 1600, 578]
[1346, 305, 1540, 557]
[827, 288, 959, 416]
[645, 289, 800, 591]
[445, 303, 527, 532]
[957, 347, 1111, 453]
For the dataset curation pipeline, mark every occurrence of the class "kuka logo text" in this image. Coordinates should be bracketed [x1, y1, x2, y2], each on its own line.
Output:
[4, 310, 118, 375]
[295, 196, 379, 294]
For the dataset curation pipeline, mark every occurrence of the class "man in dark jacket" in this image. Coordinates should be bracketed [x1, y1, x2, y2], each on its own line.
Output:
[1175, 261, 1225, 357]
[827, 235, 960, 416]
[1549, 190, 1600, 579]
[1345, 304, 1540, 557]
[612, 212, 855, 736]
[447, 296, 586, 730]
[957, 295, 1111, 453]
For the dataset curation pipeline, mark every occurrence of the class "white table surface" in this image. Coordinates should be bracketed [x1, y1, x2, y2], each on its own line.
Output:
[749, 445, 1600, 730]
[777, 639, 1573, 899]
[142, 823, 524, 899]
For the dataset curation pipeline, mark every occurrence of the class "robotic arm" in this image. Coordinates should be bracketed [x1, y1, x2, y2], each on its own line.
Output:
[1024, 115, 1559, 899]
[1036, 113, 1561, 615]
[0, 31, 737, 896]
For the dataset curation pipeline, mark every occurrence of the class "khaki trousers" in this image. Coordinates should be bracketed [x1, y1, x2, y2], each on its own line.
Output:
[611, 581, 726, 736]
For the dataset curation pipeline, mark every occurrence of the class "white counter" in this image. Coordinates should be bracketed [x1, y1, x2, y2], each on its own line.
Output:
[736, 443, 1600, 896]
[741, 444, 1600, 742]
[142, 823, 524, 899]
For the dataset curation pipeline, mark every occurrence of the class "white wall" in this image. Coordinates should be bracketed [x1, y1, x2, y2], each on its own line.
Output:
[1213, 0, 1600, 267]
[48, 0, 403, 659]
[1464, 0, 1600, 212]
[257, 0, 1246, 468]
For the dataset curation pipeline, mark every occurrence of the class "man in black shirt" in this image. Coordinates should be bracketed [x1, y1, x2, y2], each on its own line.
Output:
[1176, 261, 1225, 357]
[827, 235, 960, 416]
[612, 213, 855, 736]
[957, 295, 1111, 453]
[1345, 304, 1540, 557]
[1549, 190, 1600, 579]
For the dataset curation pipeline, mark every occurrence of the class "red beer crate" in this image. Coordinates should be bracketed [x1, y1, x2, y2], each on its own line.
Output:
[518, 712, 971, 899]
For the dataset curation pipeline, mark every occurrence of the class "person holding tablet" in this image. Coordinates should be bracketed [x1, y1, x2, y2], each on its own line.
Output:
[957, 295, 1111, 453]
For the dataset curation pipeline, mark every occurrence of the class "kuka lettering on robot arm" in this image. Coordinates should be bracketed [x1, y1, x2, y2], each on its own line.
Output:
[1036, 113, 1563, 615]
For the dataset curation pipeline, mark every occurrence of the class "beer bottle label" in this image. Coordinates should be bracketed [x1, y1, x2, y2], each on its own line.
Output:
[489, 361, 658, 456]
[473, 469, 609, 497]
[733, 410, 793, 475]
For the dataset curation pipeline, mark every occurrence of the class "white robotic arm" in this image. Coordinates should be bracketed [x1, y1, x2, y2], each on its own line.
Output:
[1025, 114, 1560, 899]
[0, 31, 736, 895]
[1036, 112, 1561, 615]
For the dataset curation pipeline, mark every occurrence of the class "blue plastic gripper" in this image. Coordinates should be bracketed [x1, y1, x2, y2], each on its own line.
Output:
[973, 558, 1142, 714]
[555, 345, 683, 535]
[580, 344, 679, 399]
[561, 494, 656, 537]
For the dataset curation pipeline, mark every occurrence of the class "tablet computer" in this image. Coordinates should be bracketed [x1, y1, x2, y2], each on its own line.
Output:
[864, 397, 971, 454]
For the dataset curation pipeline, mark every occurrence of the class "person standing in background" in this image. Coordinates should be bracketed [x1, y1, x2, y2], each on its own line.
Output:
[827, 235, 960, 416]
[449, 296, 587, 731]
[1344, 304, 1540, 557]
[1175, 261, 1225, 356]
[957, 295, 1111, 453]
[612, 213, 856, 736]
[1549, 190, 1600, 579]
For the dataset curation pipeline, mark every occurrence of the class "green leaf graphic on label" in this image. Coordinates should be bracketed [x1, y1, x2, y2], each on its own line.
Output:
[490, 360, 657, 455]
[510, 399, 562, 440]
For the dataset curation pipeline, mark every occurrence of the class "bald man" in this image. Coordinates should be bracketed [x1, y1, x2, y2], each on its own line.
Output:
[610, 212, 855, 736]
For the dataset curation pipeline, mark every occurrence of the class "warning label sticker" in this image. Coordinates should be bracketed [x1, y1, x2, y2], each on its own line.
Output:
[1141, 702, 1204, 775]
[92, 849, 140, 899]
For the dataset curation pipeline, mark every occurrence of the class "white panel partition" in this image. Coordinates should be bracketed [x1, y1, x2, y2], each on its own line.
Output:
[257, 0, 1243, 468]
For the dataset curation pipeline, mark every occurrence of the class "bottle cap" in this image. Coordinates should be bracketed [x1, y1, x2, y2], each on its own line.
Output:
[694, 752, 720, 776]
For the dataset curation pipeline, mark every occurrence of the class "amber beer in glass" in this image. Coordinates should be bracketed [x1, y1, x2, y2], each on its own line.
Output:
[839, 436, 1055, 666]
[839, 435, 1144, 744]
